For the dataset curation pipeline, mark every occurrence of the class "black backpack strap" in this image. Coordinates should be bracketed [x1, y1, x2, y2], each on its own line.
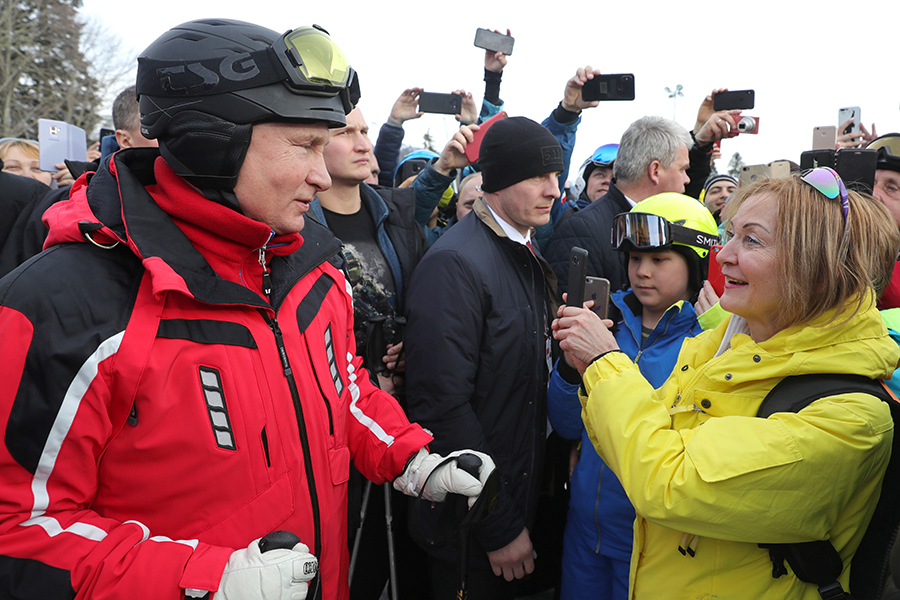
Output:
[756, 373, 899, 600]
[851, 391, 900, 600]
[758, 541, 847, 599]
[756, 374, 889, 418]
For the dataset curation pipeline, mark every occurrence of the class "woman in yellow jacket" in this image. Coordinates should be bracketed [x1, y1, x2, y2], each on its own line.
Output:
[552, 170, 900, 600]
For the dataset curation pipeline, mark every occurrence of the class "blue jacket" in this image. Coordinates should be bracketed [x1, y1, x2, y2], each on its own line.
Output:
[547, 290, 702, 561]
[309, 183, 426, 313]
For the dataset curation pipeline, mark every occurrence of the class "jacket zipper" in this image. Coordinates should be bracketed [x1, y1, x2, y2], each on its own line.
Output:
[594, 464, 603, 553]
[524, 246, 541, 513]
[261, 311, 323, 578]
[253, 228, 341, 600]
[259, 246, 273, 297]
[635, 308, 677, 365]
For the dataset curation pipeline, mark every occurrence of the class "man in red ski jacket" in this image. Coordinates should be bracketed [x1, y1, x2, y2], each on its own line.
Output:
[0, 18, 493, 600]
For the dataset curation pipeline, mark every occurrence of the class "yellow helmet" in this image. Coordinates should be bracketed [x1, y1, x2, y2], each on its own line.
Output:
[612, 192, 719, 259]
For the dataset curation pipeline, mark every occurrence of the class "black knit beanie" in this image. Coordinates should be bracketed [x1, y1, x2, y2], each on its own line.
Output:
[479, 117, 564, 193]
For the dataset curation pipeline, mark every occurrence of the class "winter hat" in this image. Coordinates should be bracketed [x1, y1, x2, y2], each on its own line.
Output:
[700, 174, 738, 201]
[479, 117, 563, 193]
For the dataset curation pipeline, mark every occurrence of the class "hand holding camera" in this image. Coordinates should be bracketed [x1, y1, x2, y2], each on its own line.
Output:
[695, 110, 742, 145]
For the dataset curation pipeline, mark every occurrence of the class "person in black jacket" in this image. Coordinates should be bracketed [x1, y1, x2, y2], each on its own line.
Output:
[404, 116, 562, 600]
[545, 112, 735, 300]
[0, 162, 49, 253]
[308, 105, 465, 600]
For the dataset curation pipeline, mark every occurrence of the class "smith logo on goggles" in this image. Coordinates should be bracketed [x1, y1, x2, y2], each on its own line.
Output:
[137, 25, 360, 113]
[612, 212, 719, 252]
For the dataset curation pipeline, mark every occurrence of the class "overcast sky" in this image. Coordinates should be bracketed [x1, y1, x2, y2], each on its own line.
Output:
[81, 0, 898, 185]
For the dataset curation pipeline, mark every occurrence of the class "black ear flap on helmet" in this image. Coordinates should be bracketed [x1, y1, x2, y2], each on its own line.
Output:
[157, 111, 253, 191]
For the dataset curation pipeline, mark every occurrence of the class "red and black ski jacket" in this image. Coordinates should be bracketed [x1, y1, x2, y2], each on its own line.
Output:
[0, 149, 431, 600]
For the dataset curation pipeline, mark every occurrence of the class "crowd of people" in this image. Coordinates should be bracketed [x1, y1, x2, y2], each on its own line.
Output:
[2, 16, 900, 600]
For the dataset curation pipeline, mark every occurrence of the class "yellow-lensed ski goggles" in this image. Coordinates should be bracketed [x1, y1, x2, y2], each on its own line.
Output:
[868, 134, 900, 157]
[612, 212, 719, 252]
[138, 25, 360, 113]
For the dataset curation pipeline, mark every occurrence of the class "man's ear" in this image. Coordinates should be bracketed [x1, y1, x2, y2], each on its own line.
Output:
[647, 159, 662, 186]
[115, 129, 131, 149]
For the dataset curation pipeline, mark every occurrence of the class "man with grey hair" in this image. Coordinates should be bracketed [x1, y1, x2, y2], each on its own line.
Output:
[111, 85, 157, 149]
[545, 114, 730, 298]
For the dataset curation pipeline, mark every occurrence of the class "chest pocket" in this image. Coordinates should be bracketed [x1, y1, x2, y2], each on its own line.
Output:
[296, 274, 345, 399]
[684, 408, 802, 484]
[293, 273, 354, 485]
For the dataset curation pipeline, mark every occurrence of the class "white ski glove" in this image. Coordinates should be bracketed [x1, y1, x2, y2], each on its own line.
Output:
[393, 448, 496, 504]
[212, 535, 318, 600]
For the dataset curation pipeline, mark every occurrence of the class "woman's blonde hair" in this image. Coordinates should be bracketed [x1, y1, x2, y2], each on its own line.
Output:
[0, 138, 40, 161]
[722, 174, 900, 330]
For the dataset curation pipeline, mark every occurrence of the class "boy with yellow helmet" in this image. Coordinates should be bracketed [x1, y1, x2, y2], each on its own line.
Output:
[548, 192, 719, 600]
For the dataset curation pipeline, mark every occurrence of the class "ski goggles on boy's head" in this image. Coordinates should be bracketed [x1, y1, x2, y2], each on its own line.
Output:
[612, 212, 719, 252]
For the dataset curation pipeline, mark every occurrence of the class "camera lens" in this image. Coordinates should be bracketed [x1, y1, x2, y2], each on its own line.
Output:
[737, 117, 756, 133]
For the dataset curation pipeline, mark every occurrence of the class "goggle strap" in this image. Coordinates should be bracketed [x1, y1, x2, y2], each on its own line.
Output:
[669, 225, 719, 251]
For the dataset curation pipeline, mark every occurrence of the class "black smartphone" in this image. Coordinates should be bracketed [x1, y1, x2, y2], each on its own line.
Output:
[99, 127, 115, 140]
[395, 158, 429, 186]
[713, 89, 755, 111]
[473, 28, 514, 55]
[835, 148, 878, 194]
[567, 247, 589, 308]
[581, 74, 635, 102]
[418, 92, 462, 115]
[584, 276, 609, 319]
[800, 149, 836, 171]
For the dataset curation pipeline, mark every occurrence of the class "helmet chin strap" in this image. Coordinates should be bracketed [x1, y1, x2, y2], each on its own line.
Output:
[158, 111, 252, 200]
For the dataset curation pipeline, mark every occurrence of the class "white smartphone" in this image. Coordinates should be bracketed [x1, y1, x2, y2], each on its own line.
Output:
[38, 118, 87, 172]
[838, 107, 861, 137]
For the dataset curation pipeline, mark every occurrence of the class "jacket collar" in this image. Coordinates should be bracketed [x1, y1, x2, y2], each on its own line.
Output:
[46, 148, 340, 308]
[614, 290, 697, 343]
[703, 292, 900, 381]
[309, 183, 389, 227]
[599, 183, 632, 215]
[472, 197, 533, 241]
[472, 196, 559, 312]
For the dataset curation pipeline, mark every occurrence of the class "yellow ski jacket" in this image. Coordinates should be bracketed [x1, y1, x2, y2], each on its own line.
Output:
[581, 297, 899, 600]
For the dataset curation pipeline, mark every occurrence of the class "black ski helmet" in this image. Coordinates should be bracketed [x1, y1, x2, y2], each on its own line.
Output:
[135, 18, 360, 189]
